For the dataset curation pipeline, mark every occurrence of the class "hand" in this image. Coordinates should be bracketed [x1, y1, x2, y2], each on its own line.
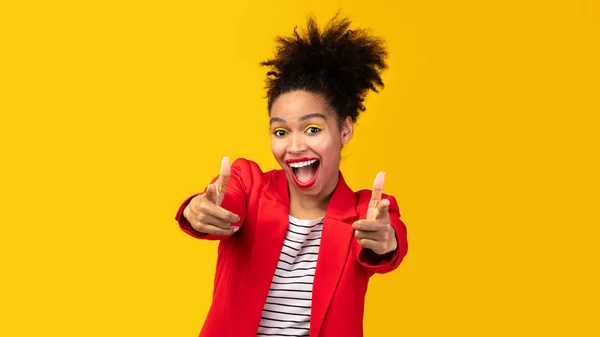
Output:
[183, 157, 241, 235]
[352, 172, 398, 255]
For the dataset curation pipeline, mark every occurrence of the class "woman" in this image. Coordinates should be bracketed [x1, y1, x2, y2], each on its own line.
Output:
[175, 14, 408, 337]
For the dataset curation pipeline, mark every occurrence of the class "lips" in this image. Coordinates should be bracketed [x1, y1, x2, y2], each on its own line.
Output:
[285, 157, 321, 189]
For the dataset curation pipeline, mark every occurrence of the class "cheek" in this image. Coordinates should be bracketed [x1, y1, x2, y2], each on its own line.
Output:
[271, 139, 285, 160]
[313, 137, 341, 163]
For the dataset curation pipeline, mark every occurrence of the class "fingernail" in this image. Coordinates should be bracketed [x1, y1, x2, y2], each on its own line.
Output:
[232, 226, 239, 232]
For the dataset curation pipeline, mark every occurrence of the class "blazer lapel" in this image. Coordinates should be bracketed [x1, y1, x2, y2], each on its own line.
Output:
[245, 172, 291, 335]
[310, 173, 358, 337]
[256, 170, 358, 337]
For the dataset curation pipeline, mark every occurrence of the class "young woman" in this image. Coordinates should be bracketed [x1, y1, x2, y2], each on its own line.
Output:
[175, 14, 408, 337]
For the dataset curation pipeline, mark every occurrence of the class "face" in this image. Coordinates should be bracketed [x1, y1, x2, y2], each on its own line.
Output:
[270, 90, 353, 198]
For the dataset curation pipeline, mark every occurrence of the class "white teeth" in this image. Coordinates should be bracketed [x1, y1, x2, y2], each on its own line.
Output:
[289, 159, 317, 168]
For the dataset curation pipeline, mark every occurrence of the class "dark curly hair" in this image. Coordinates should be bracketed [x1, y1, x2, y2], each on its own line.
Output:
[260, 14, 388, 124]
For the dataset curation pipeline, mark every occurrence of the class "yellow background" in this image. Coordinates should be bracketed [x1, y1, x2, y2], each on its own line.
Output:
[1, 0, 599, 336]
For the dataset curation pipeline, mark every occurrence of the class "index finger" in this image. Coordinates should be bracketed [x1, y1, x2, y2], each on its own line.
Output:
[216, 156, 231, 194]
[369, 171, 385, 208]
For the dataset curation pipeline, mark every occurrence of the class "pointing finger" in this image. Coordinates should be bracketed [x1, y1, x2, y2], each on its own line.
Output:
[204, 183, 218, 204]
[376, 198, 390, 220]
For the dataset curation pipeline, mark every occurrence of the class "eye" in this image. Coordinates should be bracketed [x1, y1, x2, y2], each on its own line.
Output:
[305, 125, 323, 134]
[273, 128, 288, 137]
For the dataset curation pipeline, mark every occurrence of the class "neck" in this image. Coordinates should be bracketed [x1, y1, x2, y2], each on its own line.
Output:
[288, 174, 339, 219]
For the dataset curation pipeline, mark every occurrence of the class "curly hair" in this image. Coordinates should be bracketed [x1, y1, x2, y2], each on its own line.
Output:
[260, 13, 388, 124]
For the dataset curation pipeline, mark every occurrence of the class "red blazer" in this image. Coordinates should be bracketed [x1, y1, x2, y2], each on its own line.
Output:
[175, 158, 408, 337]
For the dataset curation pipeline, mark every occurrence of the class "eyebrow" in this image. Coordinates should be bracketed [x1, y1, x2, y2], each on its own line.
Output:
[269, 113, 327, 125]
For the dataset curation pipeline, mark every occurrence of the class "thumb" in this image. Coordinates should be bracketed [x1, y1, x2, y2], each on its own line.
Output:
[216, 156, 231, 196]
[368, 171, 385, 209]
[367, 171, 386, 220]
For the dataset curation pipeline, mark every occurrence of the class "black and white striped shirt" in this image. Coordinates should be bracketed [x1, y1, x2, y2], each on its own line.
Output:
[256, 216, 324, 337]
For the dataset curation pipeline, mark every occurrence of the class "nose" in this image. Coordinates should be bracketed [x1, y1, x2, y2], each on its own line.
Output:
[287, 133, 307, 155]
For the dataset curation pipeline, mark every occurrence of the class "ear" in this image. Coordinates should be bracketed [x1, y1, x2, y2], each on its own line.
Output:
[340, 116, 354, 145]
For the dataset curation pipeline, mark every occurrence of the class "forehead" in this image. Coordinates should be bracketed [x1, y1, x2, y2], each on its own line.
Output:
[270, 90, 336, 122]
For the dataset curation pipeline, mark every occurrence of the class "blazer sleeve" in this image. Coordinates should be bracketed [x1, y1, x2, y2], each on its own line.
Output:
[174, 158, 252, 241]
[354, 194, 408, 274]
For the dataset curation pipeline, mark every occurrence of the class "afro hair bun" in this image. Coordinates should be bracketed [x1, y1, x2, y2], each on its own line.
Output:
[261, 13, 388, 123]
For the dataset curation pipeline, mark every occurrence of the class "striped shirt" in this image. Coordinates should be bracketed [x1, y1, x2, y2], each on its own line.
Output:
[256, 215, 324, 337]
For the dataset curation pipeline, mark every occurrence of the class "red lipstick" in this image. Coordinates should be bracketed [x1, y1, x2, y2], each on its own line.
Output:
[285, 157, 320, 189]
[285, 157, 318, 163]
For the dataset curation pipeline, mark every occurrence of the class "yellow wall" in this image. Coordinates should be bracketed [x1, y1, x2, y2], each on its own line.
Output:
[1, 1, 599, 336]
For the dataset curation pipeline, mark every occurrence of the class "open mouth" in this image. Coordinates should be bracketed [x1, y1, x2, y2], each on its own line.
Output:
[286, 158, 320, 188]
